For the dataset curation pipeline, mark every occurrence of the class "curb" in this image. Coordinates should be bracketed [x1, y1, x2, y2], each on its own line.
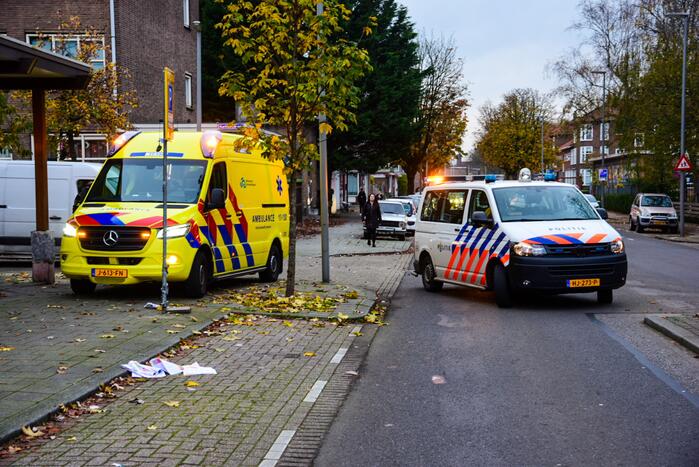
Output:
[653, 235, 699, 245]
[644, 315, 699, 355]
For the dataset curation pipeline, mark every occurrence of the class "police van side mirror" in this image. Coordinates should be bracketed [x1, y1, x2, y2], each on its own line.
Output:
[596, 208, 608, 220]
[472, 211, 492, 228]
[207, 188, 226, 210]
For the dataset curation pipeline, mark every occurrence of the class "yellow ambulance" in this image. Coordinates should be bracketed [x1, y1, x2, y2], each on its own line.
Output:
[60, 129, 289, 297]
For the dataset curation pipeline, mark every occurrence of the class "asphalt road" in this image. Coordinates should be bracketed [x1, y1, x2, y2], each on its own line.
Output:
[316, 231, 699, 466]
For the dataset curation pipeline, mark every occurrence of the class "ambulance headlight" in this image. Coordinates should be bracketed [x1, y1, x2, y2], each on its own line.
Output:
[63, 223, 78, 237]
[610, 238, 624, 254]
[512, 242, 546, 257]
[157, 223, 191, 239]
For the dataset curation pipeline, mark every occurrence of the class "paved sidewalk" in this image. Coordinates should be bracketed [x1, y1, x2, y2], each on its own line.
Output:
[0, 216, 410, 464]
[644, 314, 699, 355]
[607, 211, 699, 243]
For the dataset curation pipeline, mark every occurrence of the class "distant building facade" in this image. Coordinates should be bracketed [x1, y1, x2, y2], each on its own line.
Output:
[0, 0, 199, 161]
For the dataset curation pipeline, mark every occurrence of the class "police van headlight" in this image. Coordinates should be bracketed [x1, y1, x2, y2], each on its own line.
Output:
[610, 238, 624, 254]
[512, 242, 546, 257]
[157, 223, 191, 239]
[63, 223, 78, 237]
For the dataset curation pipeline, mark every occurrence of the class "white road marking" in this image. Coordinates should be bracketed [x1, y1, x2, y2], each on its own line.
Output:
[350, 325, 363, 335]
[330, 347, 348, 364]
[303, 380, 327, 403]
[259, 429, 296, 465]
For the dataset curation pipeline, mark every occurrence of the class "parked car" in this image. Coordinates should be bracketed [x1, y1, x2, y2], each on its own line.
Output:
[364, 200, 407, 240]
[629, 193, 678, 233]
[394, 197, 417, 235]
[584, 194, 600, 209]
[0, 160, 101, 261]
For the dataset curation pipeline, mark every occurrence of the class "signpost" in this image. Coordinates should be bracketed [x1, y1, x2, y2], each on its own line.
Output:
[161, 67, 174, 310]
[598, 168, 608, 182]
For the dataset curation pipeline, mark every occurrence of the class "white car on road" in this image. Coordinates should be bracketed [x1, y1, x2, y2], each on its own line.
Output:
[364, 201, 408, 241]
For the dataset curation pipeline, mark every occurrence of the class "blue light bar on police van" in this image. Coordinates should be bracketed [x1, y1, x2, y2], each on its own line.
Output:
[484, 174, 498, 183]
[108, 130, 141, 157]
[544, 171, 557, 181]
[200, 130, 223, 158]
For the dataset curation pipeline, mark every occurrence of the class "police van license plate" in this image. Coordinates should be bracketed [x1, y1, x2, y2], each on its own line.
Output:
[91, 268, 128, 278]
[567, 278, 600, 288]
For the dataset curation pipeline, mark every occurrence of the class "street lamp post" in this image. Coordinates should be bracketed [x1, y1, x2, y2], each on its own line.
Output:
[540, 116, 545, 174]
[192, 20, 202, 132]
[317, 1, 330, 282]
[592, 70, 607, 208]
[667, 11, 689, 237]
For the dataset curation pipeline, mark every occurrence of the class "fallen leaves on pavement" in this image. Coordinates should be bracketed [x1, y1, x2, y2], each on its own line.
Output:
[303, 352, 316, 357]
[184, 380, 200, 387]
[163, 400, 181, 408]
[21, 426, 44, 438]
[0, 346, 15, 351]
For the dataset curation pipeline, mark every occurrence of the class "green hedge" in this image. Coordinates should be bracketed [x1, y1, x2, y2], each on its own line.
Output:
[604, 193, 635, 214]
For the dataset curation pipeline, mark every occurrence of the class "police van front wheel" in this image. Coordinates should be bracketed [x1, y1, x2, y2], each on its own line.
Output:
[259, 245, 283, 283]
[493, 264, 513, 308]
[421, 257, 443, 292]
[184, 251, 211, 298]
[70, 279, 96, 295]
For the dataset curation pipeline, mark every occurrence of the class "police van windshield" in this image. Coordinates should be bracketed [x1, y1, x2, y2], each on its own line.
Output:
[493, 186, 599, 222]
[86, 159, 208, 204]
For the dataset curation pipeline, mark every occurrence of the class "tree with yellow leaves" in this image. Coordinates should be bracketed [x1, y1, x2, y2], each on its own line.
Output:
[217, 0, 372, 296]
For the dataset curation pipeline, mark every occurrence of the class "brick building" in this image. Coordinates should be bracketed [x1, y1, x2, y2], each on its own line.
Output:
[0, 0, 199, 160]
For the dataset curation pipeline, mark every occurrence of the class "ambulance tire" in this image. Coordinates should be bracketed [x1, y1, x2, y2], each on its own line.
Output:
[184, 251, 211, 298]
[421, 256, 443, 292]
[597, 289, 613, 304]
[493, 264, 513, 308]
[70, 279, 96, 295]
[259, 244, 282, 283]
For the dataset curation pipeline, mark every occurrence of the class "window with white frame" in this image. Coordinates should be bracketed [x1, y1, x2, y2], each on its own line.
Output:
[600, 122, 609, 141]
[634, 133, 644, 148]
[185, 73, 193, 109]
[579, 146, 593, 163]
[183, 0, 190, 27]
[570, 149, 577, 165]
[600, 145, 609, 156]
[580, 124, 593, 141]
[26, 33, 105, 69]
[581, 169, 592, 186]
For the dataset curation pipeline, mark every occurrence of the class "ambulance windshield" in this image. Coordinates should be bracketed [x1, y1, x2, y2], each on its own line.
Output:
[86, 159, 208, 204]
[493, 186, 599, 222]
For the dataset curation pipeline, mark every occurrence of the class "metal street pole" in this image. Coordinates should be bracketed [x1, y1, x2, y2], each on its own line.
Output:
[193, 20, 202, 131]
[592, 70, 606, 207]
[161, 121, 169, 309]
[667, 12, 689, 237]
[540, 117, 545, 174]
[318, 1, 330, 282]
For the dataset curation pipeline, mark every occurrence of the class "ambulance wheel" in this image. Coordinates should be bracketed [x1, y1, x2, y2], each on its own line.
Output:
[597, 289, 613, 304]
[493, 264, 513, 308]
[184, 251, 210, 298]
[421, 256, 443, 292]
[70, 279, 96, 295]
[259, 244, 282, 283]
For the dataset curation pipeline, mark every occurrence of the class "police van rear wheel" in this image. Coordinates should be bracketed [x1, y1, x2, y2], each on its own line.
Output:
[421, 257, 443, 292]
[184, 251, 210, 298]
[493, 264, 513, 308]
[259, 244, 282, 283]
[70, 279, 96, 295]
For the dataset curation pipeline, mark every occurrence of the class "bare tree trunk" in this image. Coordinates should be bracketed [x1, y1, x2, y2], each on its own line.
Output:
[285, 170, 299, 297]
[406, 166, 417, 193]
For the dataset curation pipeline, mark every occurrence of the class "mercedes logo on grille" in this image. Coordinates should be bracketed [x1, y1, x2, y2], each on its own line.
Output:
[102, 230, 119, 247]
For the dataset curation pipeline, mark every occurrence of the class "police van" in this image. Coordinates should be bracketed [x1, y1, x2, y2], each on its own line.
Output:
[413, 169, 627, 307]
[60, 129, 289, 297]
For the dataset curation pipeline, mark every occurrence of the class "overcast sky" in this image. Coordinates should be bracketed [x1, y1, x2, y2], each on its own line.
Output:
[398, 0, 584, 151]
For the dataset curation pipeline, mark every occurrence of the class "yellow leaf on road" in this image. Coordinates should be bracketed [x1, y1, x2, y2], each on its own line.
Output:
[282, 320, 294, 327]
[303, 352, 316, 357]
[0, 346, 15, 351]
[100, 334, 115, 339]
[21, 426, 44, 438]
[163, 401, 180, 408]
[184, 380, 200, 387]
[66, 436, 77, 442]
[147, 425, 158, 431]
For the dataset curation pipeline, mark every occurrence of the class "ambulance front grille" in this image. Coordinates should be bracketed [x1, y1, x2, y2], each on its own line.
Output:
[79, 227, 150, 252]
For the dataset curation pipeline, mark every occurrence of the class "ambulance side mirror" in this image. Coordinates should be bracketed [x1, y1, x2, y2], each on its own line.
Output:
[596, 208, 608, 220]
[471, 211, 493, 228]
[207, 188, 226, 210]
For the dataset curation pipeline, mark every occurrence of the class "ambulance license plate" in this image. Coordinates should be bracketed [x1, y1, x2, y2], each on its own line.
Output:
[566, 278, 600, 288]
[91, 268, 128, 278]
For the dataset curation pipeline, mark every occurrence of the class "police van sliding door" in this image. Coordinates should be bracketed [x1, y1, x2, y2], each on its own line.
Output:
[419, 190, 468, 279]
[454, 190, 497, 286]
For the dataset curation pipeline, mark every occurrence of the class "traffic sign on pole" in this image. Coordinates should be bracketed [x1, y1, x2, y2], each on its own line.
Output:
[598, 168, 608, 181]
[164, 67, 175, 141]
[674, 152, 692, 171]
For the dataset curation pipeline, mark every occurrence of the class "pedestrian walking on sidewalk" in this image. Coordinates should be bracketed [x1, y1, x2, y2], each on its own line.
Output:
[357, 187, 367, 216]
[363, 193, 382, 247]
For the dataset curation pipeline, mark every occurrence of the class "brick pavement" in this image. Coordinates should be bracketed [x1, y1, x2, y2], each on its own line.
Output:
[5, 318, 364, 466]
[0, 216, 411, 464]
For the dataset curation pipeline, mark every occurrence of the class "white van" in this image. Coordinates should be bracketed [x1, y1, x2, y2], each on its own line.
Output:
[413, 169, 628, 307]
[0, 160, 101, 260]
